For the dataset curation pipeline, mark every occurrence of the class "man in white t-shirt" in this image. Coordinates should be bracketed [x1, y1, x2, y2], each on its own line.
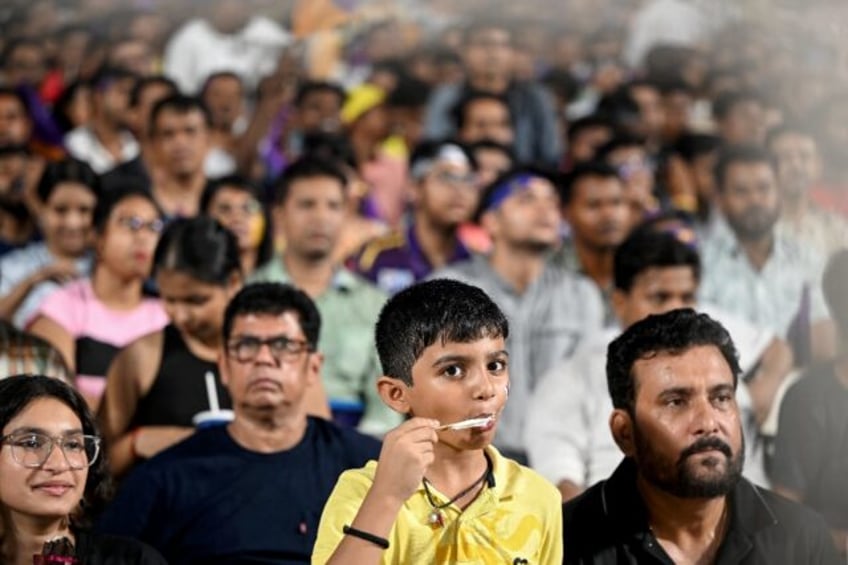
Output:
[163, 0, 292, 95]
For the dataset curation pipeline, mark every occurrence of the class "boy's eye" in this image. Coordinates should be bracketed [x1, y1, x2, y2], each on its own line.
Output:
[488, 359, 507, 372]
[442, 365, 463, 378]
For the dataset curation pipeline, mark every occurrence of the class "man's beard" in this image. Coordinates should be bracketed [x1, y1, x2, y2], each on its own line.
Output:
[633, 422, 745, 498]
[727, 205, 779, 242]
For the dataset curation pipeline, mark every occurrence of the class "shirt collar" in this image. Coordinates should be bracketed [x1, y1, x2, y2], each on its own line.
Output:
[267, 255, 359, 292]
[406, 224, 471, 277]
[602, 458, 780, 558]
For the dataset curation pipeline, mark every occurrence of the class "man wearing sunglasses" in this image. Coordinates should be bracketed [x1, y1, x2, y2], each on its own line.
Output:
[97, 282, 381, 564]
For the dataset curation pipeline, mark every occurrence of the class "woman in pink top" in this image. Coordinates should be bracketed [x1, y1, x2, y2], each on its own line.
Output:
[29, 185, 169, 410]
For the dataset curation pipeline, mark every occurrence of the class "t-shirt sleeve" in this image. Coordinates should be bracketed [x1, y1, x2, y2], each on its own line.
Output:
[311, 468, 376, 565]
[36, 285, 81, 334]
[770, 377, 826, 494]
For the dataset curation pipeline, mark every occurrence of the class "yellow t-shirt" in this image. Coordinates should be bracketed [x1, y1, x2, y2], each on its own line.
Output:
[312, 446, 563, 564]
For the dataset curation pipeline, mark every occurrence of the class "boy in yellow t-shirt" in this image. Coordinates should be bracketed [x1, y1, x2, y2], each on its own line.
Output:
[313, 279, 562, 564]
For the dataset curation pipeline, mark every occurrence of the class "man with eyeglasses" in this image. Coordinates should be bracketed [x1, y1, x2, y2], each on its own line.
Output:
[355, 141, 479, 295]
[97, 282, 381, 564]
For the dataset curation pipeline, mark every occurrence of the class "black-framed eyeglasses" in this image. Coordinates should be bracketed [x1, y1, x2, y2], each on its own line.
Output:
[0, 432, 101, 470]
[117, 216, 165, 235]
[227, 335, 313, 364]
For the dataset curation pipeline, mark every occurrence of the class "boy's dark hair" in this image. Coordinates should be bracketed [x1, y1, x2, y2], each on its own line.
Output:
[375, 279, 509, 385]
[129, 75, 178, 108]
[222, 282, 321, 348]
[36, 158, 101, 204]
[272, 154, 348, 205]
[714, 144, 775, 192]
[613, 228, 700, 292]
[294, 81, 346, 109]
[559, 160, 620, 205]
[149, 94, 212, 135]
[92, 182, 161, 234]
[606, 308, 741, 413]
[451, 91, 511, 131]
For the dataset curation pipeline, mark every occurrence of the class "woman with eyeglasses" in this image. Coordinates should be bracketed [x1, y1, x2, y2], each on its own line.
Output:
[28, 185, 169, 411]
[0, 375, 166, 564]
[199, 175, 274, 277]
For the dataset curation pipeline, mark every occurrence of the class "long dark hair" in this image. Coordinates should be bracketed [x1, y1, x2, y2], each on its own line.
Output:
[0, 375, 110, 527]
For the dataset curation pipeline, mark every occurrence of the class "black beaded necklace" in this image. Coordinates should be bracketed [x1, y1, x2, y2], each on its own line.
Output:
[421, 454, 493, 527]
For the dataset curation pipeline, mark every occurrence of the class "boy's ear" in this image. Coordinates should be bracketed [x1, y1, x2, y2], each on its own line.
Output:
[609, 408, 635, 457]
[376, 376, 411, 414]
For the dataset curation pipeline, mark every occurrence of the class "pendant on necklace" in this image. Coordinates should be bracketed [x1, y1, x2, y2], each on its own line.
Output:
[428, 509, 444, 527]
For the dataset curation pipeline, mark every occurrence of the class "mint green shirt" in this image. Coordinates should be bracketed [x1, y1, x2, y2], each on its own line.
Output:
[250, 257, 402, 436]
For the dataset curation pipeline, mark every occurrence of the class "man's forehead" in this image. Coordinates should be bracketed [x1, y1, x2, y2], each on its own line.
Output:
[633, 345, 734, 387]
[233, 311, 302, 331]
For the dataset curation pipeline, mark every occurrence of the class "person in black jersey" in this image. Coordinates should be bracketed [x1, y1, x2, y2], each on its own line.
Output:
[97, 283, 380, 564]
[97, 216, 329, 478]
[0, 375, 166, 564]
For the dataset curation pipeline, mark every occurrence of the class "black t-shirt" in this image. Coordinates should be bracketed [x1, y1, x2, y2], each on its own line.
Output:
[96, 417, 381, 564]
[771, 362, 848, 529]
[74, 529, 166, 564]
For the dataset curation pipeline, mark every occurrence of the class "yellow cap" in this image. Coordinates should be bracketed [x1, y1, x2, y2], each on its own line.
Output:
[341, 83, 386, 125]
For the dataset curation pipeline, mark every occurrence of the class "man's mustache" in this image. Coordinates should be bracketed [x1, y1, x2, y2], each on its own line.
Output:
[679, 436, 732, 463]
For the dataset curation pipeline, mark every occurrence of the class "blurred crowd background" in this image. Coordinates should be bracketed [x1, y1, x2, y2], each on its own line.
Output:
[0, 0, 847, 558]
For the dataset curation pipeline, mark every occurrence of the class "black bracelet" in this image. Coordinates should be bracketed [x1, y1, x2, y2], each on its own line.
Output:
[342, 525, 390, 549]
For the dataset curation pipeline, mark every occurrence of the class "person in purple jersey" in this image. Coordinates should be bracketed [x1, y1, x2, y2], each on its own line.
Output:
[354, 140, 478, 295]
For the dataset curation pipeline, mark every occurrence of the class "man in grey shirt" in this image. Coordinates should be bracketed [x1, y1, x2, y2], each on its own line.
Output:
[433, 166, 603, 461]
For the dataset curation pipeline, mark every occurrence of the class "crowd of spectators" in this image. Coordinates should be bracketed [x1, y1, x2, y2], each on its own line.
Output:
[0, 0, 846, 561]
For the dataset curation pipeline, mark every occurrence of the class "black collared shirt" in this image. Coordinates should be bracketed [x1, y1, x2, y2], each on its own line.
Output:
[562, 458, 841, 564]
